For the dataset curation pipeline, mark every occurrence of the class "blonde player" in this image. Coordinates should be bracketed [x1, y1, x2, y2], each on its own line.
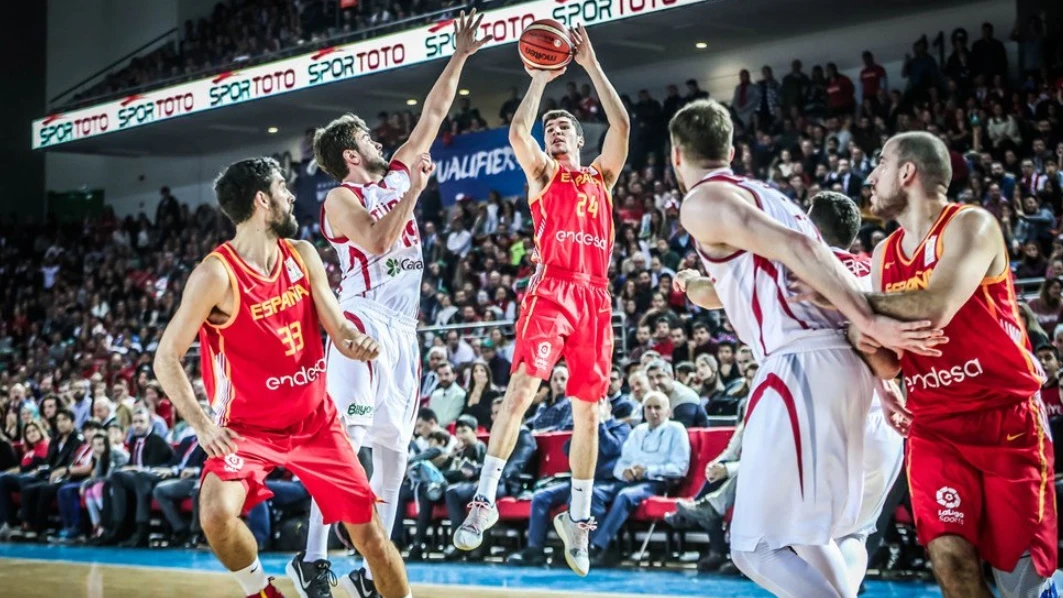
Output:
[286, 11, 491, 598]
[668, 100, 941, 598]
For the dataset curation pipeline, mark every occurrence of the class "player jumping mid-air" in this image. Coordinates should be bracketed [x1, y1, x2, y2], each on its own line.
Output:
[668, 99, 941, 598]
[452, 24, 629, 577]
[153, 158, 411, 598]
[291, 11, 490, 598]
[851, 132, 1057, 598]
[675, 190, 906, 595]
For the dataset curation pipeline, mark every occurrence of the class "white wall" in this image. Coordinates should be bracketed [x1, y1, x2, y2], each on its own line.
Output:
[46, 134, 303, 217]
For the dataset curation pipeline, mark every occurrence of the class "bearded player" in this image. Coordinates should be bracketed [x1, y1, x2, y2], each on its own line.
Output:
[675, 191, 906, 595]
[668, 100, 941, 598]
[852, 132, 1057, 598]
[153, 158, 411, 598]
[293, 11, 490, 598]
[452, 24, 628, 577]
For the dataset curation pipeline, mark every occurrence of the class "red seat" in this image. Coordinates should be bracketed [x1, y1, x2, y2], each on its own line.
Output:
[496, 497, 532, 520]
[894, 504, 913, 525]
[403, 501, 447, 519]
[633, 427, 734, 521]
[533, 431, 572, 477]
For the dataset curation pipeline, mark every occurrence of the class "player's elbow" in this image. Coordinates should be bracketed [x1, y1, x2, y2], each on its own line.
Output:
[610, 112, 631, 134]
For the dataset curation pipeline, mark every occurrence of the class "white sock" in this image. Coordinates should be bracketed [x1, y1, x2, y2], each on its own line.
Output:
[569, 478, 594, 521]
[232, 557, 268, 595]
[732, 543, 842, 598]
[475, 455, 506, 502]
[793, 541, 857, 598]
[836, 534, 869, 596]
[362, 445, 407, 582]
[304, 500, 330, 563]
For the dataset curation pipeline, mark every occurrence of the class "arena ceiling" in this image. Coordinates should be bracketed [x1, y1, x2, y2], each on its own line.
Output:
[44, 0, 974, 157]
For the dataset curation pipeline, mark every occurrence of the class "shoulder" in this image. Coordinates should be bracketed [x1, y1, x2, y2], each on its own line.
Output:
[325, 184, 365, 208]
[947, 205, 999, 237]
[191, 255, 231, 288]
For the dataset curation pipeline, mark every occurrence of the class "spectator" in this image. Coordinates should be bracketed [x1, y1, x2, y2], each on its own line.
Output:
[1029, 278, 1063, 334]
[478, 339, 511, 389]
[662, 84, 684, 124]
[945, 28, 974, 93]
[507, 397, 630, 566]
[0, 421, 49, 539]
[756, 66, 781, 129]
[589, 392, 690, 566]
[716, 342, 742, 385]
[445, 330, 475, 367]
[151, 432, 206, 547]
[645, 359, 708, 428]
[428, 363, 466, 428]
[98, 409, 174, 546]
[859, 51, 888, 102]
[525, 366, 573, 432]
[445, 216, 473, 259]
[605, 366, 637, 421]
[731, 69, 761, 130]
[780, 60, 809, 115]
[684, 79, 709, 103]
[18, 409, 85, 536]
[48, 420, 102, 543]
[81, 427, 129, 542]
[461, 362, 500, 430]
[903, 36, 942, 101]
[972, 22, 1008, 79]
[825, 63, 855, 116]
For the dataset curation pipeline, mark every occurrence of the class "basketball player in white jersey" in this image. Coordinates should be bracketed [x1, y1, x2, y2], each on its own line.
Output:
[286, 12, 492, 598]
[675, 190, 906, 595]
[668, 100, 942, 598]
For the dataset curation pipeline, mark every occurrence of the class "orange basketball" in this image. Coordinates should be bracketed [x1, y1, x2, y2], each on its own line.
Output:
[518, 19, 573, 70]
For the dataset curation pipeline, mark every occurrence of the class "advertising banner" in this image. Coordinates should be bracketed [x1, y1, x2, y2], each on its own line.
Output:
[33, 0, 707, 149]
[431, 123, 542, 206]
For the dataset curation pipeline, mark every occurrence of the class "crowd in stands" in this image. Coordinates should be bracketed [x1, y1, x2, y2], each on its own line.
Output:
[7, 8, 1063, 582]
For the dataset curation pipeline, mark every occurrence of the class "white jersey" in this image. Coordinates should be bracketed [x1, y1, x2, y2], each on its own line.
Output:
[320, 160, 423, 319]
[693, 169, 841, 362]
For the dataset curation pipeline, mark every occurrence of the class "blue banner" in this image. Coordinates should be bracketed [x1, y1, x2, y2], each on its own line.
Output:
[293, 160, 337, 221]
[430, 124, 543, 206]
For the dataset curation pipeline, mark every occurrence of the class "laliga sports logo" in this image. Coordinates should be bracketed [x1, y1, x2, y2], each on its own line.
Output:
[534, 341, 552, 370]
[936, 486, 961, 509]
[555, 230, 609, 250]
[265, 357, 327, 390]
[224, 454, 244, 473]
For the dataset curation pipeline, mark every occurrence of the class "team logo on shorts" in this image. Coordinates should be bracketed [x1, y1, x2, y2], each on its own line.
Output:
[935, 486, 961, 509]
[224, 454, 245, 473]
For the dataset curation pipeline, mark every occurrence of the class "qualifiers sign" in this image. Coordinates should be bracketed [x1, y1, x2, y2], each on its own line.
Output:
[33, 0, 702, 149]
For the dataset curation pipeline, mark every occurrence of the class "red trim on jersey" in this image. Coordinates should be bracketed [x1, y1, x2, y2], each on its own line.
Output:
[347, 245, 371, 290]
[754, 256, 811, 331]
[344, 312, 373, 385]
[388, 159, 409, 177]
[320, 204, 349, 244]
[745, 373, 804, 498]
[339, 182, 367, 207]
[697, 244, 745, 263]
[689, 170, 762, 263]
[750, 269, 768, 356]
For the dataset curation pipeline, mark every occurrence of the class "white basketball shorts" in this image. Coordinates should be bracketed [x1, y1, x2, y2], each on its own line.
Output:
[849, 402, 905, 540]
[730, 334, 874, 552]
[326, 297, 420, 453]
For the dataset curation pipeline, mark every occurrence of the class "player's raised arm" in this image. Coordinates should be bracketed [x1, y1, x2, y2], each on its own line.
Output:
[393, 10, 491, 166]
[509, 67, 564, 183]
[674, 269, 723, 310]
[866, 208, 1004, 329]
[153, 258, 239, 458]
[681, 183, 940, 354]
[571, 24, 629, 189]
[290, 239, 380, 362]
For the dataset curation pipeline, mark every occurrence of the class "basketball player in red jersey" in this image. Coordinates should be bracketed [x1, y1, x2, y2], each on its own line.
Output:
[851, 132, 1058, 598]
[153, 158, 414, 598]
[453, 24, 628, 577]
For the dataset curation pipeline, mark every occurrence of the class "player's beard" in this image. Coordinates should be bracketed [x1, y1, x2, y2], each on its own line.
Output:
[267, 198, 298, 239]
[870, 183, 907, 220]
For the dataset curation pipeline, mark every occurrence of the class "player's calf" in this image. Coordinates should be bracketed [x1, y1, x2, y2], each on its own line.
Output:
[341, 514, 411, 598]
[928, 536, 993, 598]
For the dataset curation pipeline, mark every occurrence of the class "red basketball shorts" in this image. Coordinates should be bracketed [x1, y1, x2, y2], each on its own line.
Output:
[907, 396, 1057, 576]
[202, 397, 375, 525]
[512, 271, 613, 402]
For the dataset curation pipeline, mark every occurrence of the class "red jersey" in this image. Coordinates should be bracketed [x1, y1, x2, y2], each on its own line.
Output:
[199, 240, 327, 431]
[879, 204, 1043, 418]
[529, 160, 614, 283]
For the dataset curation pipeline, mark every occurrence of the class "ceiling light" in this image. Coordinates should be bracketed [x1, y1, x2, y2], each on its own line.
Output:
[406, 99, 418, 106]
[267, 126, 279, 134]
[695, 42, 708, 49]
[458, 89, 470, 96]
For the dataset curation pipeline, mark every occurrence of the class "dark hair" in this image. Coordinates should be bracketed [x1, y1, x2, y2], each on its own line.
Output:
[676, 361, 696, 377]
[1036, 344, 1059, 359]
[669, 99, 733, 164]
[56, 408, 76, 423]
[82, 420, 103, 432]
[455, 415, 478, 432]
[313, 113, 370, 180]
[418, 408, 438, 423]
[808, 191, 862, 248]
[427, 430, 451, 445]
[888, 132, 952, 192]
[692, 321, 710, 333]
[541, 110, 583, 139]
[214, 157, 281, 225]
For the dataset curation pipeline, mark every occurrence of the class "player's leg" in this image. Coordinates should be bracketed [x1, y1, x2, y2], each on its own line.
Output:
[927, 535, 993, 598]
[835, 533, 869, 596]
[199, 473, 275, 597]
[731, 542, 843, 598]
[342, 512, 410, 598]
[792, 541, 857, 598]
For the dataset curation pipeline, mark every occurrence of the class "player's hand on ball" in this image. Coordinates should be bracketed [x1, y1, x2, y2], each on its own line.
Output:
[673, 269, 700, 293]
[865, 315, 947, 358]
[453, 9, 493, 57]
[341, 329, 380, 362]
[196, 421, 242, 458]
[409, 153, 436, 192]
[524, 64, 566, 82]
[570, 24, 596, 67]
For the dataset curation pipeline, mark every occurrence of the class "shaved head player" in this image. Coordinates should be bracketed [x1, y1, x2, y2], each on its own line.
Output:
[453, 24, 630, 577]
[153, 158, 411, 598]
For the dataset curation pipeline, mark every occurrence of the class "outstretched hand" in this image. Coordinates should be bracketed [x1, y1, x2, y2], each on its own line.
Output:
[453, 9, 493, 57]
[570, 24, 596, 67]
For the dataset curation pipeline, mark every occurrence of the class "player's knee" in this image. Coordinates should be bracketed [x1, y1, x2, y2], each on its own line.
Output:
[730, 548, 757, 578]
[345, 521, 389, 559]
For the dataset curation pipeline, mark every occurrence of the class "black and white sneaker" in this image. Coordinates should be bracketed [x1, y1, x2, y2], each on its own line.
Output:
[339, 567, 381, 598]
[285, 551, 337, 598]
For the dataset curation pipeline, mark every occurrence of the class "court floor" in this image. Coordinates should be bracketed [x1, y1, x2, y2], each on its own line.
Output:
[0, 543, 952, 597]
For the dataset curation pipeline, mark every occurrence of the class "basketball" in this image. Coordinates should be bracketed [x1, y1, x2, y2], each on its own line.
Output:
[518, 19, 573, 70]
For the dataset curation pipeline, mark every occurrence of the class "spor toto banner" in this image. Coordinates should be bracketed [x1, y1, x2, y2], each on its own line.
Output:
[32, 0, 708, 149]
[431, 123, 543, 206]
